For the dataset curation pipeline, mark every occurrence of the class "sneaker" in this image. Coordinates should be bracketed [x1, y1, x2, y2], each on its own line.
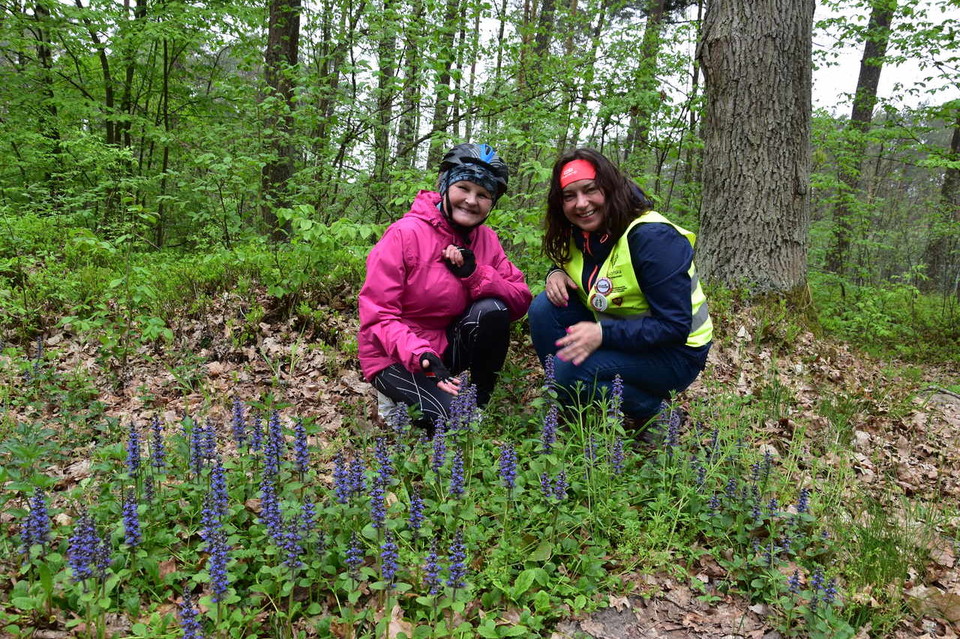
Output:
[376, 391, 401, 422]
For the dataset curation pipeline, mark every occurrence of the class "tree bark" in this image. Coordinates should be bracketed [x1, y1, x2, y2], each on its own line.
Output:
[921, 111, 960, 296]
[261, 0, 302, 241]
[697, 0, 814, 296]
[825, 0, 896, 276]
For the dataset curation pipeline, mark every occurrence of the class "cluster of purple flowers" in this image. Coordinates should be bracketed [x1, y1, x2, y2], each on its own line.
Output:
[68, 509, 111, 583]
[539, 471, 568, 502]
[20, 487, 50, 554]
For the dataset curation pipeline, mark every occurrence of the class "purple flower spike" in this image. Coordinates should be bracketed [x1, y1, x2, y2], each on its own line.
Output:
[541, 405, 558, 454]
[231, 397, 247, 447]
[68, 509, 111, 583]
[150, 416, 166, 471]
[446, 528, 467, 589]
[498, 442, 517, 491]
[20, 487, 50, 554]
[424, 536, 441, 595]
[788, 569, 801, 594]
[380, 530, 399, 586]
[250, 411, 264, 453]
[122, 491, 141, 547]
[449, 448, 465, 498]
[370, 482, 386, 529]
[293, 418, 310, 476]
[345, 532, 364, 580]
[609, 375, 624, 421]
[126, 422, 142, 476]
[432, 423, 447, 473]
[375, 437, 393, 486]
[610, 438, 625, 475]
[179, 589, 205, 639]
[797, 487, 811, 515]
[349, 457, 367, 498]
[408, 488, 425, 537]
[553, 472, 568, 501]
[333, 452, 350, 505]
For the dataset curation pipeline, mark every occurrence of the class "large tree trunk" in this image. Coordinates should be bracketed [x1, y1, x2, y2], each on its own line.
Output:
[261, 0, 302, 241]
[921, 112, 960, 297]
[825, 0, 897, 276]
[696, 0, 814, 297]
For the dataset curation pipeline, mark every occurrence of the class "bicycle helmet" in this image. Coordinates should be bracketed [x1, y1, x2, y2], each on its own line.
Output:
[438, 143, 509, 201]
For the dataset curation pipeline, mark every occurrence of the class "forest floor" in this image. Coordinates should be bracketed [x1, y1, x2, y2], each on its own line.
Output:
[4, 291, 960, 638]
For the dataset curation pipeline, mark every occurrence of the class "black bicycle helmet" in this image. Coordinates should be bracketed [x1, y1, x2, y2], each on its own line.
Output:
[439, 143, 509, 200]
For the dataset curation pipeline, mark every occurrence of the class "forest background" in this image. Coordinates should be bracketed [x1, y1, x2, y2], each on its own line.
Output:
[2, 0, 960, 637]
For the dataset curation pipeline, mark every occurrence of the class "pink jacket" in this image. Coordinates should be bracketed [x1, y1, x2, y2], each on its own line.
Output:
[358, 190, 532, 381]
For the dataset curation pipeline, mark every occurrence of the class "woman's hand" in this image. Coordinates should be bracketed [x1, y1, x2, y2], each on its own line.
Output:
[420, 352, 462, 395]
[555, 322, 602, 366]
[442, 244, 464, 266]
[545, 270, 577, 307]
[442, 245, 476, 278]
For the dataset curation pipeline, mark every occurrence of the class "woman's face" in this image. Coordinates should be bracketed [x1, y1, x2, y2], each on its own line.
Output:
[447, 180, 494, 228]
[562, 179, 606, 233]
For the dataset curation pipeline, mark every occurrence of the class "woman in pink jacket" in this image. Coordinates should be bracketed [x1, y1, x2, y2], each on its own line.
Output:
[358, 143, 532, 428]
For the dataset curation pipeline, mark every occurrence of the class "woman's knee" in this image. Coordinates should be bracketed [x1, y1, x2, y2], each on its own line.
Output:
[472, 298, 510, 330]
[528, 291, 554, 325]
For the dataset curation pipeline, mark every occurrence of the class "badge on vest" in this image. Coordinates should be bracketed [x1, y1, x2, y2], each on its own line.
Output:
[590, 293, 608, 312]
[595, 277, 612, 295]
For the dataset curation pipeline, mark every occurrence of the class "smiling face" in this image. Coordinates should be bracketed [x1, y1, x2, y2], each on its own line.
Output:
[446, 180, 494, 228]
[561, 179, 606, 233]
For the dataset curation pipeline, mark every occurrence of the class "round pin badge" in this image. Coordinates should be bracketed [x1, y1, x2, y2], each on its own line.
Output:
[590, 293, 608, 312]
[595, 277, 613, 295]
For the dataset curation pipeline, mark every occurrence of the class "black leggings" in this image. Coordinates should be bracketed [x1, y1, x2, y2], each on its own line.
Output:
[372, 298, 510, 426]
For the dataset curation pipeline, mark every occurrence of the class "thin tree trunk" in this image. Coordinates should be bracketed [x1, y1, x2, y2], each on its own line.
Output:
[825, 0, 896, 275]
[261, 0, 302, 241]
[921, 112, 960, 296]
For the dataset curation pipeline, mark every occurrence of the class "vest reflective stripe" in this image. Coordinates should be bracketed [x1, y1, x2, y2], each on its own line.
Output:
[563, 211, 713, 348]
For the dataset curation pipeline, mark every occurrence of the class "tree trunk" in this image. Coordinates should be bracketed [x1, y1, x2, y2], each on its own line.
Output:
[372, 0, 397, 184]
[261, 0, 302, 241]
[623, 0, 667, 162]
[825, 0, 896, 276]
[395, 0, 424, 166]
[426, 0, 460, 168]
[921, 111, 960, 297]
[697, 0, 814, 296]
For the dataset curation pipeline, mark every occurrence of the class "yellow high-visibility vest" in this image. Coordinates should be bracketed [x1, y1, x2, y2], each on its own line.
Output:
[563, 211, 713, 347]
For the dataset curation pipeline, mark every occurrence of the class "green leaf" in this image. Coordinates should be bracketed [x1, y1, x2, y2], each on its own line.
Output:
[509, 568, 537, 600]
[529, 541, 553, 562]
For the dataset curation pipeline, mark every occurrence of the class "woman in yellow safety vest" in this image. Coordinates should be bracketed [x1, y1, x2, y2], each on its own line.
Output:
[529, 148, 712, 437]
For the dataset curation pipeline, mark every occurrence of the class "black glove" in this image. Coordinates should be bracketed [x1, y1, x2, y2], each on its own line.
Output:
[420, 352, 455, 384]
[444, 247, 476, 278]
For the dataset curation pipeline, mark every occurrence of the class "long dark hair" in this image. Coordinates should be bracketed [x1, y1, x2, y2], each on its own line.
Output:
[542, 148, 654, 266]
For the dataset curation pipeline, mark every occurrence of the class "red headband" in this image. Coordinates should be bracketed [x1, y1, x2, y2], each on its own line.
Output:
[559, 159, 597, 189]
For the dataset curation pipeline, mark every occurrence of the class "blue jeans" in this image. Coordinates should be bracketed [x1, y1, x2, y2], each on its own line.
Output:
[528, 291, 709, 419]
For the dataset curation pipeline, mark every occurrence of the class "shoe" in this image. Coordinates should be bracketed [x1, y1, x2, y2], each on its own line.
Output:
[376, 391, 401, 422]
[628, 402, 686, 446]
